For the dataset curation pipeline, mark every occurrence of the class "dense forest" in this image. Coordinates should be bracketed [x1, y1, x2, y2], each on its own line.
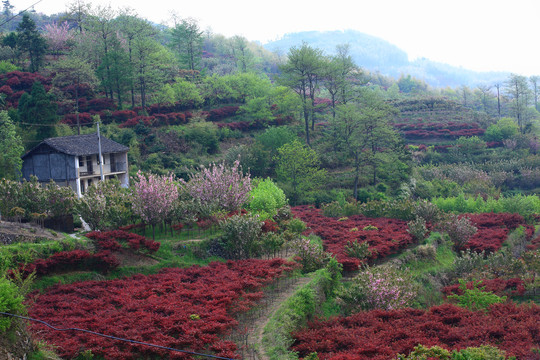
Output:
[1, 1, 540, 359]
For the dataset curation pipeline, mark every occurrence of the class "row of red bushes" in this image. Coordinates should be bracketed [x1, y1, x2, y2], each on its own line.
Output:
[291, 206, 415, 271]
[292, 302, 540, 359]
[29, 258, 299, 360]
[14, 249, 119, 278]
[86, 230, 161, 253]
[13, 231, 160, 278]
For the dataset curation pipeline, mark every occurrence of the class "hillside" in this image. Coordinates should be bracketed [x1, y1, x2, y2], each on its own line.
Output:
[264, 30, 509, 88]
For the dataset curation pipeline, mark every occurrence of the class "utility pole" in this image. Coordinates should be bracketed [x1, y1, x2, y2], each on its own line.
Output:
[97, 121, 104, 181]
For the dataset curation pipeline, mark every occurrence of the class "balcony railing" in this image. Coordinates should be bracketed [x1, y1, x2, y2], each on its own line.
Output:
[79, 170, 95, 177]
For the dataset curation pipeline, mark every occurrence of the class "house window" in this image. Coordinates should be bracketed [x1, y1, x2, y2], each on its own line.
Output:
[79, 156, 84, 167]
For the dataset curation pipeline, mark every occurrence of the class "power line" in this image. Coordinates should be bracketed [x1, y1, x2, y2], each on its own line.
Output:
[18, 121, 96, 127]
[0, 311, 236, 360]
[0, 0, 45, 28]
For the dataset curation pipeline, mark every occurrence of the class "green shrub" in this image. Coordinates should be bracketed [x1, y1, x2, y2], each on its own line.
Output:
[395, 344, 515, 360]
[321, 201, 343, 217]
[217, 214, 262, 259]
[286, 218, 307, 234]
[447, 279, 506, 311]
[249, 178, 287, 220]
[345, 240, 371, 260]
[184, 122, 220, 154]
[0, 277, 25, 332]
[407, 217, 428, 242]
[452, 345, 514, 360]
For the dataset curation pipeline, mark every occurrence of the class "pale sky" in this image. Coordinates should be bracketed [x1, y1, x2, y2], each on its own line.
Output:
[23, 0, 540, 76]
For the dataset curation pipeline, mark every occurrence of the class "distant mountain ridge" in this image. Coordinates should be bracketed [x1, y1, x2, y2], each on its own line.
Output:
[264, 30, 509, 88]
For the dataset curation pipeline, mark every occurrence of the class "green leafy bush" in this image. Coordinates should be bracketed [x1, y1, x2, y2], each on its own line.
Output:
[249, 178, 287, 220]
[407, 217, 428, 242]
[0, 277, 25, 332]
[345, 239, 371, 260]
[395, 344, 515, 360]
[447, 279, 506, 311]
[217, 214, 262, 259]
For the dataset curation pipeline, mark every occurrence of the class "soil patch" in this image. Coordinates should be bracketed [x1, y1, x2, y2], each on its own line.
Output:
[0, 220, 64, 245]
[115, 249, 160, 267]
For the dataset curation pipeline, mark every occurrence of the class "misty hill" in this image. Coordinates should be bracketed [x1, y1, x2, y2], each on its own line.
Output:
[264, 30, 509, 88]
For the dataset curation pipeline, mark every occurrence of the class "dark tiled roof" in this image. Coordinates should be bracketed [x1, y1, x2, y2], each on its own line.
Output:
[25, 134, 129, 157]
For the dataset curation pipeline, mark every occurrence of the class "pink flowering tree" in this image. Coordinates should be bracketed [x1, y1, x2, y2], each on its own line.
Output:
[131, 171, 179, 239]
[42, 22, 75, 58]
[337, 264, 417, 313]
[180, 160, 252, 216]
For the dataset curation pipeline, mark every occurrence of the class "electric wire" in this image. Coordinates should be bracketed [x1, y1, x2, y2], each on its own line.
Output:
[0, 311, 236, 360]
[0, 0, 45, 28]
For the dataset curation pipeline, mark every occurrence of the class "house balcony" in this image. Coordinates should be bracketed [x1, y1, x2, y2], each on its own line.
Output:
[79, 162, 127, 178]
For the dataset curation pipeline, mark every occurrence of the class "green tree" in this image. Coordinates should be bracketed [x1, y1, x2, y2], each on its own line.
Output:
[63, 0, 91, 34]
[505, 73, 532, 134]
[279, 42, 325, 146]
[275, 139, 326, 204]
[397, 74, 427, 94]
[171, 78, 204, 107]
[17, 82, 58, 143]
[170, 17, 203, 73]
[322, 44, 360, 119]
[229, 35, 255, 73]
[117, 14, 155, 108]
[329, 90, 399, 198]
[0, 111, 23, 180]
[16, 14, 47, 72]
[530, 75, 539, 111]
[50, 56, 98, 134]
[83, 5, 119, 100]
[133, 38, 174, 109]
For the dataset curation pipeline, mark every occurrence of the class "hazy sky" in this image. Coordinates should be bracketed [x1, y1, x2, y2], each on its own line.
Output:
[24, 0, 540, 76]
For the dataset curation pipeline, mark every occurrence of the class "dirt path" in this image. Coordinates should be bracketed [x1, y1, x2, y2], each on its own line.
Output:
[249, 275, 312, 360]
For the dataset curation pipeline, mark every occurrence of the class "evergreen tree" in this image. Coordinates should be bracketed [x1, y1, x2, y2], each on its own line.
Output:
[16, 14, 47, 72]
[17, 82, 58, 143]
[170, 17, 203, 73]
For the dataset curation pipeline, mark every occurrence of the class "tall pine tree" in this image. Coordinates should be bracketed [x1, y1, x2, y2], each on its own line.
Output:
[18, 82, 58, 144]
[16, 14, 47, 72]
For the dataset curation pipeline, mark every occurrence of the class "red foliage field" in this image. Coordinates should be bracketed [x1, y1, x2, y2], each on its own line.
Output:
[291, 206, 414, 271]
[292, 303, 540, 360]
[462, 213, 533, 253]
[28, 259, 298, 360]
